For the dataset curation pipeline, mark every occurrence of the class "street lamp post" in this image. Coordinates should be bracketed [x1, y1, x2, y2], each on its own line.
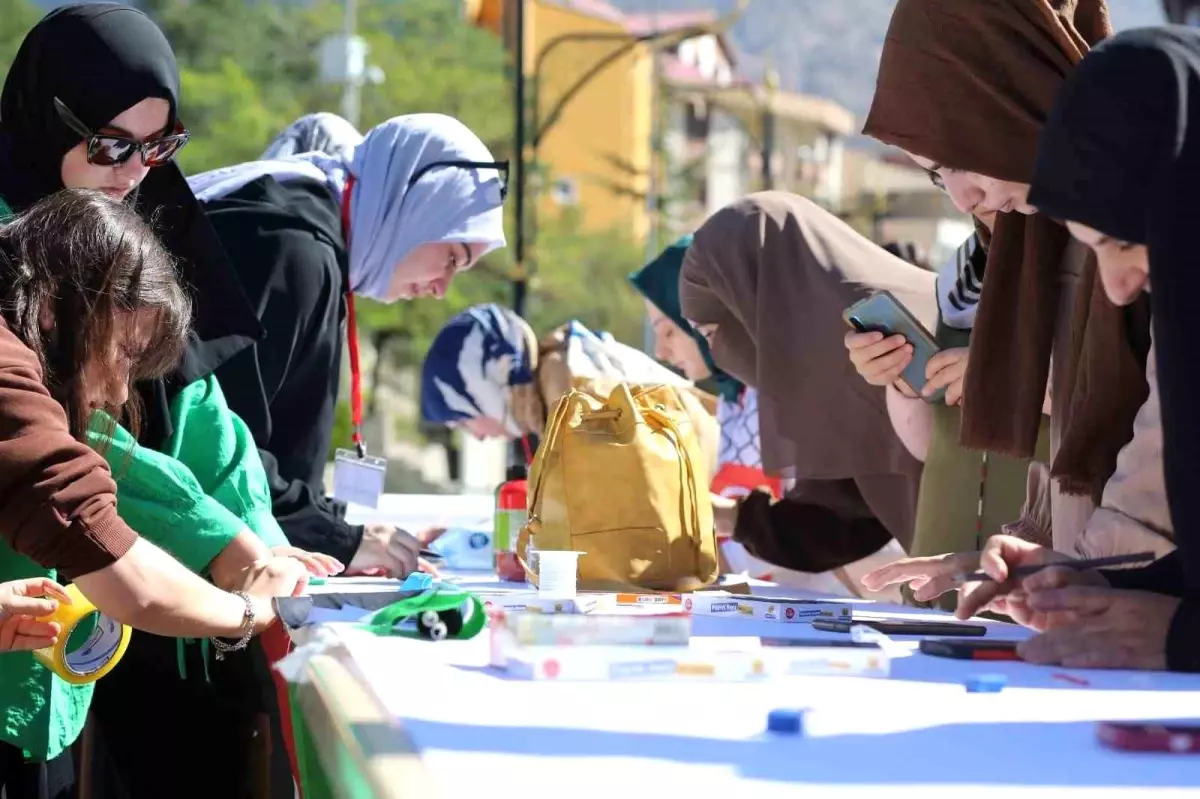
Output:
[512, 0, 528, 319]
[511, 3, 746, 319]
[502, 1, 743, 469]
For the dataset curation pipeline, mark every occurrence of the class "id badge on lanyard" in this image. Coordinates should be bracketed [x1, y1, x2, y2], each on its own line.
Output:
[330, 174, 388, 509]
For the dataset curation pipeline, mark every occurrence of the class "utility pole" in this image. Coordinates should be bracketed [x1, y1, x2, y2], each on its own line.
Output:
[512, 0, 528, 320]
[316, 0, 382, 130]
[341, 0, 360, 128]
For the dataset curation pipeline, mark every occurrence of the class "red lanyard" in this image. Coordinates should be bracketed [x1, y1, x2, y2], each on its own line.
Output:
[341, 175, 365, 458]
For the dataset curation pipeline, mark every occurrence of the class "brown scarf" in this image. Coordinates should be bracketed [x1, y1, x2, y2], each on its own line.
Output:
[679, 192, 936, 485]
[863, 0, 1151, 499]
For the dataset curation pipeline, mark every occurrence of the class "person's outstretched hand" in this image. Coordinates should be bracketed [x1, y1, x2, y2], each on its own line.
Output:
[271, 546, 344, 578]
[0, 577, 72, 651]
[239, 557, 310, 634]
[861, 550, 978, 604]
[862, 535, 1084, 621]
[350, 524, 425, 578]
[956, 536, 1098, 622]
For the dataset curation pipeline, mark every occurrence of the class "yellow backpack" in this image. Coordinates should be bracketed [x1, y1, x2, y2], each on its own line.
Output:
[517, 383, 719, 592]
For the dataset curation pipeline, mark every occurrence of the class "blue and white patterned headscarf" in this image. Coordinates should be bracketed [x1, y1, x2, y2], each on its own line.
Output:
[421, 304, 533, 431]
[188, 113, 507, 301]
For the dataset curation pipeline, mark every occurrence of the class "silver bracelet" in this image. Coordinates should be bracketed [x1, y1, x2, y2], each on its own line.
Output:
[210, 590, 255, 661]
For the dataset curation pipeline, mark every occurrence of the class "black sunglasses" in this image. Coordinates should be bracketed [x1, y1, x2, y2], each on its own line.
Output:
[54, 97, 190, 168]
[407, 159, 510, 201]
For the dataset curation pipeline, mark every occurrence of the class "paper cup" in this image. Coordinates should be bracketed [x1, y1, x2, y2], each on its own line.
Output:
[537, 551, 585, 600]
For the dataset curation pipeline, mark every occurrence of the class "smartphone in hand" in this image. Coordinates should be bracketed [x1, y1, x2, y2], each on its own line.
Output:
[843, 290, 944, 403]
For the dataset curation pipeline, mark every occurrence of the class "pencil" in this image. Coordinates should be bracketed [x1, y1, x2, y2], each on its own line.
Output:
[958, 551, 1157, 584]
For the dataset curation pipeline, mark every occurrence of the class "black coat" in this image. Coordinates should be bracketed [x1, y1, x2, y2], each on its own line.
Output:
[202, 176, 363, 563]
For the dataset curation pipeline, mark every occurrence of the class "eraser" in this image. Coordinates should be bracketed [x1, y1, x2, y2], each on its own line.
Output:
[767, 708, 805, 734]
[965, 673, 1007, 693]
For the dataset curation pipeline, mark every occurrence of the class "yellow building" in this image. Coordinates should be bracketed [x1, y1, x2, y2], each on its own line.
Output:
[467, 0, 655, 241]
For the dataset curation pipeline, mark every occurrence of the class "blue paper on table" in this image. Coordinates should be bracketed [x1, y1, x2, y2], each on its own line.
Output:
[427, 527, 494, 570]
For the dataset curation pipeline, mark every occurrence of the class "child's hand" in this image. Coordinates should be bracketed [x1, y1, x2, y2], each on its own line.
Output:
[0, 577, 72, 652]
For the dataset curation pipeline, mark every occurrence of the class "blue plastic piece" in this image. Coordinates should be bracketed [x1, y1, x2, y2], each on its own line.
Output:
[767, 708, 805, 735]
[965, 673, 1008, 693]
[400, 572, 437, 592]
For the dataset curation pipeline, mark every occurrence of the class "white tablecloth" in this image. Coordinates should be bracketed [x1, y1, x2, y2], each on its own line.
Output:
[312, 571, 1200, 798]
[324, 495, 1200, 795]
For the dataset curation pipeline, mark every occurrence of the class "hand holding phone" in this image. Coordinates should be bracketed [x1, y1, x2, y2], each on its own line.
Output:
[844, 291, 945, 404]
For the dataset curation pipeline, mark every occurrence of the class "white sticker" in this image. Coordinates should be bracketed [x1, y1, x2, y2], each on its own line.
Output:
[332, 449, 387, 509]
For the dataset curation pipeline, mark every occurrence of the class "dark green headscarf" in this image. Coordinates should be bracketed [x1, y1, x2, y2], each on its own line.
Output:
[630, 235, 743, 402]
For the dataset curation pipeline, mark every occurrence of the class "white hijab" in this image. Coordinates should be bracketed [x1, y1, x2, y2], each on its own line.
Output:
[189, 113, 507, 300]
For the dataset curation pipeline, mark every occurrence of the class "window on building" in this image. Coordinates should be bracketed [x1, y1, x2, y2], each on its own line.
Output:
[684, 100, 709, 141]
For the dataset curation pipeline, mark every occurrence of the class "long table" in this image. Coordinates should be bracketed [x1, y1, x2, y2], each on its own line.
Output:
[288, 570, 1200, 799]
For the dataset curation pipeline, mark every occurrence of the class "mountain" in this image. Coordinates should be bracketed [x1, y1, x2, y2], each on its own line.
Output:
[611, 0, 1166, 119]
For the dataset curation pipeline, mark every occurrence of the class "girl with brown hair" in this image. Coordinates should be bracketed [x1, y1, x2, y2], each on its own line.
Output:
[0, 189, 309, 797]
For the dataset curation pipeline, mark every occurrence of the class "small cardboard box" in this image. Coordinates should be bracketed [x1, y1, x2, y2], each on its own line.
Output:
[498, 641, 889, 681]
[476, 591, 601, 616]
[684, 591, 853, 622]
[490, 610, 690, 652]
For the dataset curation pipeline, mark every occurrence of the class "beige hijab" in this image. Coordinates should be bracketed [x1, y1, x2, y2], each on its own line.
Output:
[679, 192, 936, 483]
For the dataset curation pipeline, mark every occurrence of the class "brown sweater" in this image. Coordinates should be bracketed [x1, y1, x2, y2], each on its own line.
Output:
[0, 320, 137, 578]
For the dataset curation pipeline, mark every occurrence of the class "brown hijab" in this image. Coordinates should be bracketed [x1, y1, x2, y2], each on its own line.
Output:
[863, 0, 1151, 499]
[679, 192, 935, 484]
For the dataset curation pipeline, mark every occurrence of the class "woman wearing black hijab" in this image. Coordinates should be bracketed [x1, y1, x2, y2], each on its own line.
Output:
[0, 5, 325, 797]
[943, 26, 1200, 673]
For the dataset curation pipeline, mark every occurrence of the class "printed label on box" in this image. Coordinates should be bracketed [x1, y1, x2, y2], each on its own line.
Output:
[687, 591, 852, 623]
[609, 660, 677, 679]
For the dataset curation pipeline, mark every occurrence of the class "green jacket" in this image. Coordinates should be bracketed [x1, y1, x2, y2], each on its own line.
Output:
[0, 375, 285, 761]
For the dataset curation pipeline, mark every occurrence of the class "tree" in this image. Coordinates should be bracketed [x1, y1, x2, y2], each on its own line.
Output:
[138, 0, 331, 174]
[176, 59, 301, 174]
[0, 0, 39, 78]
[354, 0, 512, 154]
[520, 209, 648, 346]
